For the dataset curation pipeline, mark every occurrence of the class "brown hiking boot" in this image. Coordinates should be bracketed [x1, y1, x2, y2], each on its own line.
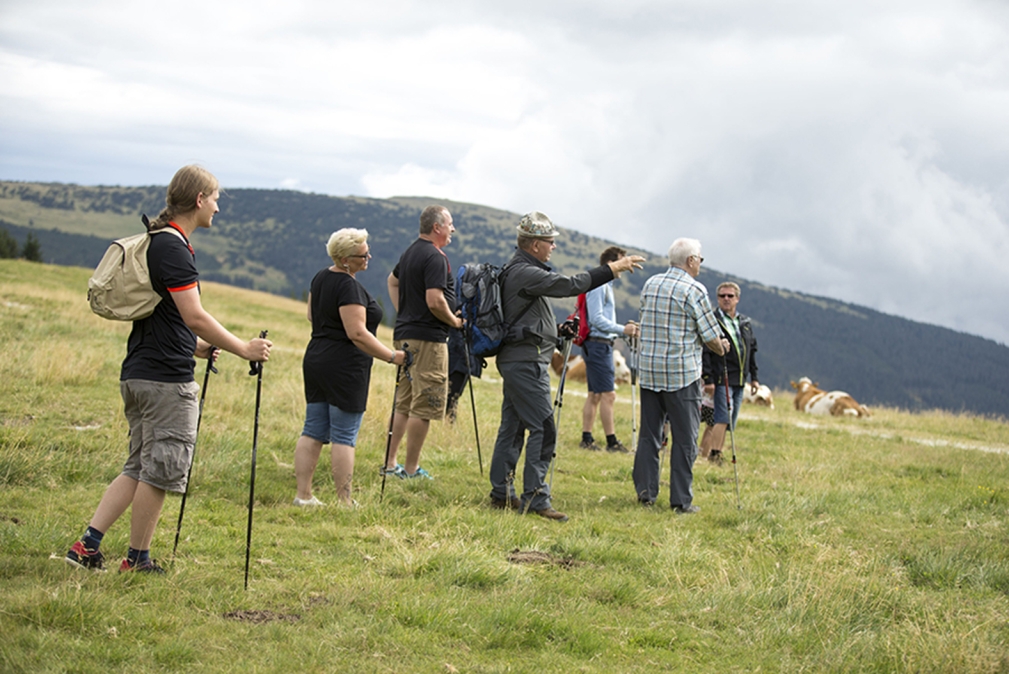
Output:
[579, 439, 602, 451]
[531, 507, 569, 522]
[490, 496, 522, 510]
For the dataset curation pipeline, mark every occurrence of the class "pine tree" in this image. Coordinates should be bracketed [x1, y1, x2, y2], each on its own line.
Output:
[0, 227, 18, 258]
[22, 233, 43, 262]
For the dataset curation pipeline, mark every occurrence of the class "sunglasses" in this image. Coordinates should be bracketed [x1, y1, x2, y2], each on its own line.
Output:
[718, 294, 736, 298]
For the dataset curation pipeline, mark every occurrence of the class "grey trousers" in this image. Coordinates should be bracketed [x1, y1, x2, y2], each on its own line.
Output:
[632, 381, 702, 508]
[489, 360, 556, 512]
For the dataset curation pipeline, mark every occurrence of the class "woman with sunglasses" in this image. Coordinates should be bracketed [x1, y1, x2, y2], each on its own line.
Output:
[292, 229, 407, 507]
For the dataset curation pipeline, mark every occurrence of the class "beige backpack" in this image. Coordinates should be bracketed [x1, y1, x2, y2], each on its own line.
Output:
[87, 215, 186, 321]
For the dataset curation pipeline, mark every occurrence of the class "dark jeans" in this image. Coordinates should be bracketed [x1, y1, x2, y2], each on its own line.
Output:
[632, 380, 701, 508]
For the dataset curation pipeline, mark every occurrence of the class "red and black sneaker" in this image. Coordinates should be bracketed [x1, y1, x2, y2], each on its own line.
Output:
[65, 540, 106, 572]
[119, 558, 166, 574]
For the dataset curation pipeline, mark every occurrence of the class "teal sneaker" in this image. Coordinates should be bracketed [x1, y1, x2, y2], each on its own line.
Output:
[381, 463, 405, 478]
[402, 467, 433, 480]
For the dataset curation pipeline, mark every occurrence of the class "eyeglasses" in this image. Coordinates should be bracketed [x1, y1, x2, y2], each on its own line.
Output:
[718, 293, 736, 299]
[692, 255, 704, 263]
[348, 252, 371, 259]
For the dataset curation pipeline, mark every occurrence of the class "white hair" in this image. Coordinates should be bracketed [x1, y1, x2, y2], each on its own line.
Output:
[667, 238, 701, 267]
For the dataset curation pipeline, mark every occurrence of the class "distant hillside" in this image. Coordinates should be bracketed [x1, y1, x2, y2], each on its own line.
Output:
[2, 180, 1007, 417]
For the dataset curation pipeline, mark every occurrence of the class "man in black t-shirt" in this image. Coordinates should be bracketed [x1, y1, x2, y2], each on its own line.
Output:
[384, 205, 464, 480]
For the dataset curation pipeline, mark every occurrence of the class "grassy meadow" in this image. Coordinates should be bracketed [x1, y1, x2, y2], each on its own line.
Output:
[1, 258, 1008, 674]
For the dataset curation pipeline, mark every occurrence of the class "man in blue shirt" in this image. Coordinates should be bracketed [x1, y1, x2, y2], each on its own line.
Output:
[579, 246, 640, 453]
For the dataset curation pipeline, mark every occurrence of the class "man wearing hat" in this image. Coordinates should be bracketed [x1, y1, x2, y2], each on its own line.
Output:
[488, 211, 645, 521]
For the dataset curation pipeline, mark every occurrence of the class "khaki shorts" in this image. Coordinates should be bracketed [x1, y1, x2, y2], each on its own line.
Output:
[394, 340, 448, 421]
[121, 379, 199, 493]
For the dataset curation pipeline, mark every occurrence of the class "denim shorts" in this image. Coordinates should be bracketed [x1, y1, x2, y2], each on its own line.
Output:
[301, 402, 364, 447]
[712, 384, 745, 428]
[582, 339, 615, 393]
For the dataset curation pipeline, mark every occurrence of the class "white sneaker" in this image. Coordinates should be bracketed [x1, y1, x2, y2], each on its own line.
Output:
[292, 496, 326, 507]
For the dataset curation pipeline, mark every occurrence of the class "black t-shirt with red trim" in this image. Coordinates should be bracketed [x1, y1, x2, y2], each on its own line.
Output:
[120, 224, 199, 382]
[391, 238, 455, 342]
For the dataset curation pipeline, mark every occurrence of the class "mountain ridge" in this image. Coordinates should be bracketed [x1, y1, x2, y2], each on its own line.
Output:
[1, 180, 1006, 417]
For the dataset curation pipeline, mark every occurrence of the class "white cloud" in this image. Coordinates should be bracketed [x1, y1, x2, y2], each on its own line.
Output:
[1, 0, 1008, 343]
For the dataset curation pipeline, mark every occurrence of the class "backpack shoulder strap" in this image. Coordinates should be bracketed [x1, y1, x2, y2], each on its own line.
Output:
[498, 262, 537, 325]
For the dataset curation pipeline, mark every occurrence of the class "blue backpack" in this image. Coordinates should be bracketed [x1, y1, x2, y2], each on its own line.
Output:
[456, 262, 534, 357]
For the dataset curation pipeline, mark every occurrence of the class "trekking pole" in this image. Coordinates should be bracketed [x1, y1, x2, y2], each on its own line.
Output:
[548, 336, 574, 491]
[171, 348, 218, 563]
[628, 334, 638, 452]
[380, 344, 411, 503]
[462, 335, 483, 475]
[722, 360, 742, 510]
[244, 330, 267, 590]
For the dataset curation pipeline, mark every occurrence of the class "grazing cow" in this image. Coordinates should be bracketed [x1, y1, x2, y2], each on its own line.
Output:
[790, 377, 870, 417]
[742, 383, 775, 409]
[550, 349, 631, 385]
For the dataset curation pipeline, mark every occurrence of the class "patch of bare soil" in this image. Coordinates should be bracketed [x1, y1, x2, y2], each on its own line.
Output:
[507, 548, 584, 569]
[222, 610, 300, 624]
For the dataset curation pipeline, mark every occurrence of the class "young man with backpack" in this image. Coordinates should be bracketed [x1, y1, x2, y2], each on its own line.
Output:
[66, 165, 272, 573]
[488, 212, 644, 522]
[578, 246, 640, 453]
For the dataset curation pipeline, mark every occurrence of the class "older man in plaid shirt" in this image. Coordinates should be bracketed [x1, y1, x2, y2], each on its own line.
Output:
[633, 238, 729, 513]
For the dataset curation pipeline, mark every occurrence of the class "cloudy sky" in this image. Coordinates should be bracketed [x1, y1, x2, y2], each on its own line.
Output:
[2, 0, 1008, 344]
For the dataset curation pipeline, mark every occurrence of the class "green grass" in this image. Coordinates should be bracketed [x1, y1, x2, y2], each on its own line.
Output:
[2, 258, 1008, 673]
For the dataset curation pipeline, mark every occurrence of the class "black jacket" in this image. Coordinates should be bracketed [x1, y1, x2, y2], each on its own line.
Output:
[702, 308, 759, 388]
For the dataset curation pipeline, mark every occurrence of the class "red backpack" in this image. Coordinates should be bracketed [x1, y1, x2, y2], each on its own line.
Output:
[567, 293, 591, 346]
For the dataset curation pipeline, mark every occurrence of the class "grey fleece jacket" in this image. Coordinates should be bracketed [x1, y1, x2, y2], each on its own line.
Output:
[496, 248, 615, 365]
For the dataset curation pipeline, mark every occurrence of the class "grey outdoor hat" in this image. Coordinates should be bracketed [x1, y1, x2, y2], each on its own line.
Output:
[516, 211, 559, 238]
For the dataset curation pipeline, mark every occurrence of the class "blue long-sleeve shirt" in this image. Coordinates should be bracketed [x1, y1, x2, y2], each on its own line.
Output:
[586, 282, 623, 339]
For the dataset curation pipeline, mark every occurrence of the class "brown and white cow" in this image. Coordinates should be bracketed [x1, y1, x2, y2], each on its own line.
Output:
[743, 383, 775, 409]
[550, 349, 631, 385]
[790, 377, 870, 417]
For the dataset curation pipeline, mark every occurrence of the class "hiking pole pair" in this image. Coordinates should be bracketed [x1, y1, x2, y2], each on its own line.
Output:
[547, 335, 574, 492]
[461, 335, 484, 475]
[722, 360, 742, 510]
[171, 348, 218, 563]
[245, 330, 268, 590]
[380, 344, 412, 503]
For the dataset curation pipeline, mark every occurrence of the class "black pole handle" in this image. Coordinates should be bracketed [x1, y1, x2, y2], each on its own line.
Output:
[249, 330, 268, 376]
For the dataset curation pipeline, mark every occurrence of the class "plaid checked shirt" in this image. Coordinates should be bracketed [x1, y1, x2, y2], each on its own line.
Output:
[638, 266, 722, 392]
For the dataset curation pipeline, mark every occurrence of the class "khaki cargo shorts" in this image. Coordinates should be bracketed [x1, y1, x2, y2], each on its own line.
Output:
[394, 340, 448, 421]
[120, 379, 199, 493]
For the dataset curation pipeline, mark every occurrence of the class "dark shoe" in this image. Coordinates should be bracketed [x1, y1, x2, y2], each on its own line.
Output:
[672, 504, 700, 515]
[65, 540, 105, 572]
[708, 450, 724, 466]
[638, 498, 655, 507]
[606, 441, 630, 454]
[579, 439, 602, 451]
[531, 507, 569, 522]
[490, 496, 522, 510]
[119, 558, 166, 574]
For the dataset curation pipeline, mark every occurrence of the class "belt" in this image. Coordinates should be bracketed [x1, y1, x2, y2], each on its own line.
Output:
[586, 336, 614, 345]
